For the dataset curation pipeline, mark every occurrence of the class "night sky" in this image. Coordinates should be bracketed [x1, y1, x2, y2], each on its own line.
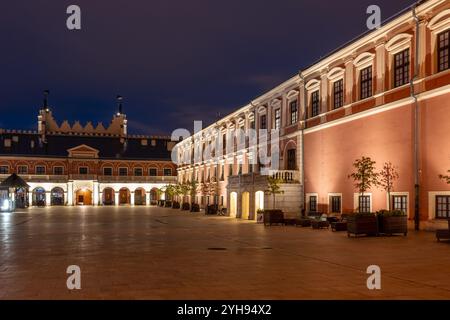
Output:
[0, 0, 415, 135]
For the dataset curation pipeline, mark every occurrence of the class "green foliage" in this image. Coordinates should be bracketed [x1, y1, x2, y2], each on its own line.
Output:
[379, 161, 399, 210]
[350, 212, 376, 218]
[439, 170, 450, 184]
[348, 156, 379, 196]
[377, 210, 406, 217]
[265, 177, 284, 209]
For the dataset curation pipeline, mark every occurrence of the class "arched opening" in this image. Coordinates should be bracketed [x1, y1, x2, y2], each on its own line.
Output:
[51, 187, 65, 206]
[230, 192, 237, 218]
[119, 188, 130, 205]
[135, 188, 146, 206]
[102, 188, 114, 205]
[255, 191, 264, 220]
[32, 187, 46, 206]
[75, 189, 92, 206]
[150, 188, 159, 205]
[241, 192, 250, 220]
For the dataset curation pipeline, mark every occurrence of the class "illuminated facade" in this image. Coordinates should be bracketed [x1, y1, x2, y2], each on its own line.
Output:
[176, 0, 450, 229]
[0, 96, 177, 206]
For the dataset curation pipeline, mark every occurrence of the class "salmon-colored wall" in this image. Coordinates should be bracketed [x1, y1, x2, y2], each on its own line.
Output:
[304, 103, 415, 216]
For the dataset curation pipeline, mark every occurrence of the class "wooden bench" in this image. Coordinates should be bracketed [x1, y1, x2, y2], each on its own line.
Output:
[436, 220, 450, 242]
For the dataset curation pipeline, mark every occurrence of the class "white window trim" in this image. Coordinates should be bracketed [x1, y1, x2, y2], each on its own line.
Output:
[134, 167, 143, 176]
[53, 166, 64, 175]
[78, 166, 89, 174]
[306, 193, 319, 213]
[388, 192, 410, 217]
[353, 193, 373, 213]
[118, 167, 128, 176]
[18, 165, 28, 174]
[428, 191, 450, 220]
[163, 168, 172, 176]
[148, 167, 158, 176]
[0, 165, 10, 174]
[102, 167, 113, 175]
[328, 193, 343, 214]
[35, 165, 46, 174]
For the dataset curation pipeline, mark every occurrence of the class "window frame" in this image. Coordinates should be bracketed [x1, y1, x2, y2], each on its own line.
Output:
[330, 195, 342, 214]
[118, 167, 128, 176]
[333, 79, 344, 109]
[260, 114, 267, 130]
[311, 90, 320, 117]
[274, 109, 281, 130]
[359, 195, 371, 213]
[163, 168, 172, 176]
[0, 165, 9, 174]
[392, 195, 408, 214]
[102, 167, 113, 176]
[393, 49, 410, 88]
[360, 66, 373, 100]
[35, 165, 46, 175]
[290, 100, 298, 124]
[309, 195, 318, 212]
[436, 195, 450, 219]
[438, 29, 450, 72]
[134, 167, 143, 176]
[148, 168, 158, 177]
[53, 166, 64, 175]
[78, 166, 88, 175]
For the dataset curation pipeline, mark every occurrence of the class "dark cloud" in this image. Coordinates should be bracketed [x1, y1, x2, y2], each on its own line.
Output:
[0, 0, 415, 135]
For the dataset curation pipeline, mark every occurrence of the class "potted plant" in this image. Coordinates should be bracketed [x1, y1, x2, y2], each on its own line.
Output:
[377, 210, 407, 236]
[347, 156, 379, 237]
[180, 183, 191, 211]
[189, 180, 199, 213]
[263, 177, 285, 226]
[190, 203, 200, 212]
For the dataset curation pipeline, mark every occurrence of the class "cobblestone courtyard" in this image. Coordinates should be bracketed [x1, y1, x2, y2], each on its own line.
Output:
[1, 206, 450, 300]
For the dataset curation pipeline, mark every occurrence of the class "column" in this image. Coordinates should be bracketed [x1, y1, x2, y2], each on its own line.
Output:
[28, 192, 33, 206]
[93, 181, 99, 206]
[146, 191, 150, 206]
[130, 191, 135, 206]
[375, 42, 386, 95]
[114, 191, 119, 206]
[45, 191, 51, 207]
[320, 71, 328, 114]
[67, 181, 74, 206]
[344, 58, 354, 105]
[417, 20, 427, 79]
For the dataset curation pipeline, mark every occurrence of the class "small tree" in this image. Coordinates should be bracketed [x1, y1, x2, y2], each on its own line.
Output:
[180, 183, 191, 203]
[348, 156, 379, 212]
[439, 170, 450, 184]
[164, 184, 176, 201]
[379, 161, 399, 210]
[189, 180, 199, 204]
[265, 177, 284, 209]
[201, 177, 218, 205]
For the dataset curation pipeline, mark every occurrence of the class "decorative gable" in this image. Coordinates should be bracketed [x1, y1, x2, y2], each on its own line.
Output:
[67, 144, 100, 158]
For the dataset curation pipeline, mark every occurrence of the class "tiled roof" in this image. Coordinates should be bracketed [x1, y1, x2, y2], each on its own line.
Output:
[0, 132, 173, 160]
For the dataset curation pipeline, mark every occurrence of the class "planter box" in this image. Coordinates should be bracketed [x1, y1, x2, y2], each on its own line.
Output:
[172, 202, 180, 209]
[256, 213, 264, 224]
[181, 203, 190, 211]
[379, 215, 407, 236]
[347, 215, 378, 237]
[206, 205, 218, 215]
[164, 201, 172, 207]
[190, 204, 200, 212]
[263, 210, 284, 226]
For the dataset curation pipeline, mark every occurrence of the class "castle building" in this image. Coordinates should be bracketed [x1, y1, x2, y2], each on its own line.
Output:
[0, 94, 177, 207]
[175, 0, 450, 230]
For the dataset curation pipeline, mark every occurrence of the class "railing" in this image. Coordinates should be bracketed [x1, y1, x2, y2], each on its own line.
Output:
[97, 175, 177, 183]
[0, 174, 69, 182]
[69, 174, 97, 180]
[269, 170, 300, 183]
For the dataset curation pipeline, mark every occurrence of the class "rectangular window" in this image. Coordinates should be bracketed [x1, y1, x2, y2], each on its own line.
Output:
[331, 196, 341, 213]
[229, 164, 233, 176]
[163, 168, 172, 176]
[311, 90, 320, 117]
[53, 166, 64, 175]
[290, 101, 298, 124]
[0, 166, 9, 174]
[392, 195, 407, 214]
[359, 195, 371, 213]
[149, 168, 157, 176]
[103, 167, 113, 176]
[333, 79, 344, 109]
[118, 167, 128, 176]
[78, 167, 88, 175]
[438, 30, 449, 72]
[18, 165, 28, 174]
[287, 149, 296, 170]
[35, 166, 46, 175]
[309, 196, 318, 212]
[360, 66, 373, 99]
[436, 196, 450, 219]
[238, 164, 242, 175]
[274, 109, 281, 130]
[394, 49, 410, 87]
[134, 168, 143, 176]
[249, 163, 253, 174]
[220, 165, 224, 181]
[260, 115, 267, 130]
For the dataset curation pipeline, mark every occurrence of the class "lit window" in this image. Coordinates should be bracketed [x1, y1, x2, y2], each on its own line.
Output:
[438, 30, 449, 72]
[394, 49, 410, 87]
[4, 139, 11, 147]
[360, 66, 373, 99]
[309, 196, 317, 212]
[330, 196, 341, 213]
[274, 109, 281, 130]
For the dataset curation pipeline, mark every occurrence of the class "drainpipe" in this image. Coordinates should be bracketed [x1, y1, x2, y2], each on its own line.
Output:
[299, 71, 307, 217]
[411, 4, 420, 231]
